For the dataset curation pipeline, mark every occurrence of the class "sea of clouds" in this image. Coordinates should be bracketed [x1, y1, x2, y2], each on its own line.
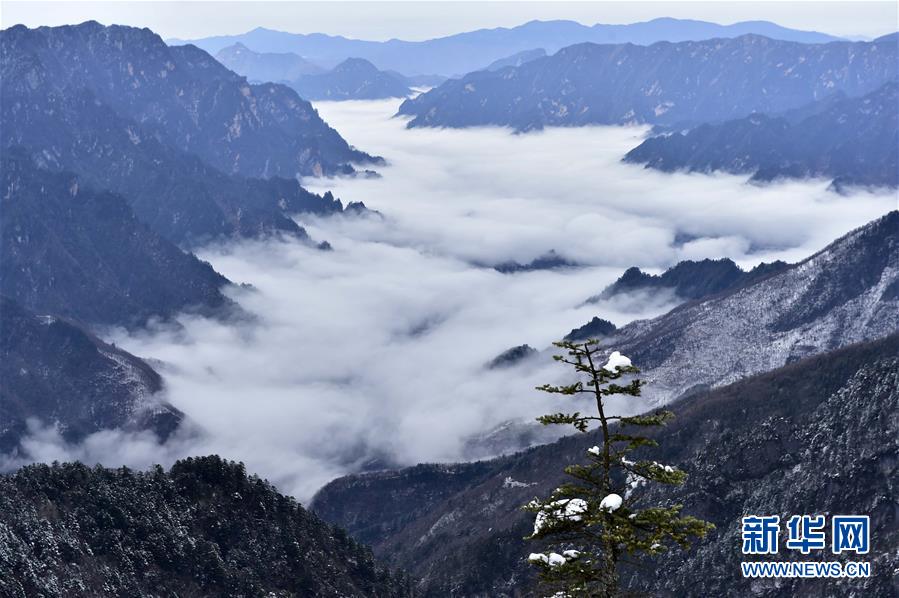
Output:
[9, 98, 895, 501]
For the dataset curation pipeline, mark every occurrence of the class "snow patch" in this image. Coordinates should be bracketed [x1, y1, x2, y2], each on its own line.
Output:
[599, 493, 623, 512]
[533, 498, 588, 534]
[503, 476, 536, 489]
[603, 351, 631, 371]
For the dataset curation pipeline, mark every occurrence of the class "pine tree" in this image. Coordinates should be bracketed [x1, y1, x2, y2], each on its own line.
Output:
[524, 340, 714, 597]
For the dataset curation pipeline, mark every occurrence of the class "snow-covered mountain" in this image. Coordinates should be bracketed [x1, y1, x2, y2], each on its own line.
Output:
[589, 258, 789, 304]
[314, 333, 899, 597]
[0, 456, 412, 596]
[0, 297, 181, 452]
[313, 215, 899, 595]
[606, 211, 899, 403]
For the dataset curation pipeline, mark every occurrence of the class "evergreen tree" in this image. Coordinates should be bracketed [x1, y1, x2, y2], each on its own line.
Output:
[525, 340, 714, 597]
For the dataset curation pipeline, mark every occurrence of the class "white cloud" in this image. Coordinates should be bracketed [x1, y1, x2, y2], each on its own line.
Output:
[8, 98, 894, 502]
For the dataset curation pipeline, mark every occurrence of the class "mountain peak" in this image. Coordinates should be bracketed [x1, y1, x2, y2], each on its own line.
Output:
[290, 56, 409, 100]
[334, 57, 379, 73]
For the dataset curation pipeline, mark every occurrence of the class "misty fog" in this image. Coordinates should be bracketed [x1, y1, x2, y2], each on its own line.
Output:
[11, 98, 896, 501]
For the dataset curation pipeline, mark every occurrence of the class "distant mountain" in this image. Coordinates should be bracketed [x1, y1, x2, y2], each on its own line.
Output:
[0, 297, 181, 453]
[1, 22, 362, 244]
[563, 316, 617, 341]
[169, 18, 842, 76]
[398, 35, 897, 131]
[594, 211, 899, 403]
[290, 58, 411, 100]
[0, 153, 230, 327]
[591, 258, 789, 303]
[313, 334, 899, 597]
[482, 48, 546, 71]
[625, 82, 899, 188]
[486, 344, 538, 369]
[0, 455, 413, 596]
[215, 42, 323, 82]
[2, 22, 377, 180]
[493, 250, 580, 273]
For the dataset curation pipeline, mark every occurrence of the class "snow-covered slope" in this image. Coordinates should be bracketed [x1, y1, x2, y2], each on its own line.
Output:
[611, 211, 899, 403]
[0, 297, 181, 452]
[314, 334, 899, 597]
[0, 456, 412, 596]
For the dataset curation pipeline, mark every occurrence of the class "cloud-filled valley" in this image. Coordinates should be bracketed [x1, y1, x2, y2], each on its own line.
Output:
[9, 98, 896, 502]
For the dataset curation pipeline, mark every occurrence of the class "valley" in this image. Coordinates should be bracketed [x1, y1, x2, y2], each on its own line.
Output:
[1, 10, 897, 596]
[77, 98, 895, 501]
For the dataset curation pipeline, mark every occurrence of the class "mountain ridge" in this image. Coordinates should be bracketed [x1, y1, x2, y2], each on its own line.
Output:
[168, 18, 843, 76]
[2, 21, 377, 178]
[601, 211, 899, 403]
[397, 34, 897, 131]
[290, 57, 411, 100]
[214, 41, 324, 82]
[1, 21, 365, 245]
[0, 297, 182, 453]
[591, 258, 791, 304]
[624, 81, 899, 188]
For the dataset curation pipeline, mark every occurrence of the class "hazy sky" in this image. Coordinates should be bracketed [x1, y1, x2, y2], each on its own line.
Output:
[2, 1, 896, 41]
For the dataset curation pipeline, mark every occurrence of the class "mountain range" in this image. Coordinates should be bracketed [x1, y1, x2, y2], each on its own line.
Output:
[590, 258, 789, 304]
[169, 18, 842, 76]
[288, 58, 411, 100]
[215, 44, 411, 100]
[0, 455, 413, 596]
[479, 213, 897, 460]
[398, 34, 897, 131]
[581, 211, 899, 403]
[0, 21, 375, 453]
[1, 15, 897, 597]
[2, 22, 376, 179]
[314, 333, 899, 596]
[311, 211, 899, 595]
[214, 41, 324, 81]
[1, 22, 371, 246]
[625, 81, 899, 188]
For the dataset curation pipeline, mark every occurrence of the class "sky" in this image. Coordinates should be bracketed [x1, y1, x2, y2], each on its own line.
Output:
[2, 1, 896, 41]
[6, 98, 894, 501]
